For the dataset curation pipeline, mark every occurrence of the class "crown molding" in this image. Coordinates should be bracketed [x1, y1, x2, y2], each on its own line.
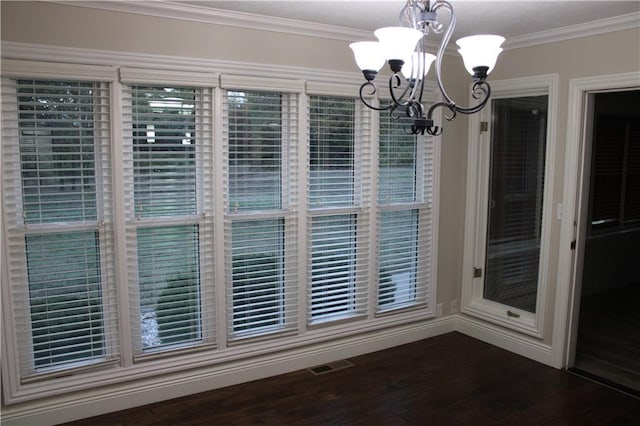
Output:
[0, 41, 363, 86]
[51, 2, 640, 50]
[504, 12, 640, 50]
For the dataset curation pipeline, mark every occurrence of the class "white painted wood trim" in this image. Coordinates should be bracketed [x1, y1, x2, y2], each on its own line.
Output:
[461, 74, 559, 339]
[119, 67, 219, 87]
[1, 59, 116, 81]
[220, 75, 304, 93]
[552, 72, 640, 369]
[455, 315, 553, 366]
[505, 12, 640, 50]
[1, 42, 363, 86]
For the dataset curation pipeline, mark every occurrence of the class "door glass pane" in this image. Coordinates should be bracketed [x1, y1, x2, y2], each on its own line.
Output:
[484, 95, 548, 313]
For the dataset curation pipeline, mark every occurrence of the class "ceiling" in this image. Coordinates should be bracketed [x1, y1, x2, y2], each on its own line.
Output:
[176, 1, 640, 40]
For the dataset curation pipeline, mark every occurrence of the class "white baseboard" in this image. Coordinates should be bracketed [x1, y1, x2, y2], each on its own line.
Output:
[455, 314, 553, 366]
[1, 317, 456, 426]
[1, 314, 558, 426]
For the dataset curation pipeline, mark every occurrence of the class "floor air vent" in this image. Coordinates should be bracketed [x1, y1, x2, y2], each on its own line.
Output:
[307, 359, 354, 375]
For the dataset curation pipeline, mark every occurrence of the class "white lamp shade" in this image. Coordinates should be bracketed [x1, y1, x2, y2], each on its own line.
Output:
[456, 35, 505, 75]
[374, 27, 423, 62]
[349, 41, 386, 72]
[401, 52, 437, 79]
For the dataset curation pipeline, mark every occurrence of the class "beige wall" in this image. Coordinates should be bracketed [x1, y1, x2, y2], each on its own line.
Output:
[2, 0, 639, 345]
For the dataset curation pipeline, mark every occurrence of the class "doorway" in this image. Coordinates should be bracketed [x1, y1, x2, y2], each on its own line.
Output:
[570, 89, 640, 395]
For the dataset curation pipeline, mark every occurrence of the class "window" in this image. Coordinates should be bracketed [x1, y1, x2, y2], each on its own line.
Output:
[462, 75, 557, 337]
[1, 61, 438, 403]
[223, 89, 298, 340]
[307, 95, 370, 325]
[2, 78, 119, 377]
[122, 82, 215, 355]
[377, 111, 432, 312]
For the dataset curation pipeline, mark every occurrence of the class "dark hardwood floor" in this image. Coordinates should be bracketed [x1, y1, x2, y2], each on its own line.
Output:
[64, 332, 639, 426]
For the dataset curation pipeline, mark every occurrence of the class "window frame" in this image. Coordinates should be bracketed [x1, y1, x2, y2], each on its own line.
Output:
[375, 100, 435, 315]
[220, 81, 302, 343]
[120, 74, 217, 359]
[1, 61, 121, 399]
[461, 75, 559, 338]
[306, 89, 371, 327]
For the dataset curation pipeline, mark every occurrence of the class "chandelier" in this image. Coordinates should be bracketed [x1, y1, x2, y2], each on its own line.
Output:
[349, 0, 505, 135]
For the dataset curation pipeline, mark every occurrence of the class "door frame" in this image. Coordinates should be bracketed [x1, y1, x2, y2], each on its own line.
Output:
[552, 72, 640, 369]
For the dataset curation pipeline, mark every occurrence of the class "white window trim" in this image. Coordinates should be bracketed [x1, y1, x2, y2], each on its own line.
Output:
[461, 74, 559, 338]
[120, 78, 217, 359]
[373, 90, 440, 317]
[1, 71, 119, 397]
[221, 85, 301, 342]
[306, 88, 371, 326]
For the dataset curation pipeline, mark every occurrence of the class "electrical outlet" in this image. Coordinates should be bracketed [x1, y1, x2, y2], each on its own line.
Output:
[436, 303, 443, 317]
[450, 299, 457, 313]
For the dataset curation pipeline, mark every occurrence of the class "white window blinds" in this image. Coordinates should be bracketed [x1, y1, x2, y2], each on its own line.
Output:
[308, 95, 370, 325]
[377, 110, 432, 312]
[122, 83, 215, 355]
[309, 96, 355, 207]
[223, 88, 298, 341]
[2, 78, 119, 377]
[1, 64, 439, 402]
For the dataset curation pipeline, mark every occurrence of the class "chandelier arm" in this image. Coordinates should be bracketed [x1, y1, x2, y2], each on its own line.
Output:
[358, 81, 395, 111]
[452, 81, 492, 115]
[399, 1, 413, 27]
[426, 81, 491, 123]
[430, 1, 457, 106]
[404, 38, 426, 107]
[415, 39, 428, 106]
[427, 101, 456, 121]
[390, 105, 405, 120]
[389, 74, 413, 107]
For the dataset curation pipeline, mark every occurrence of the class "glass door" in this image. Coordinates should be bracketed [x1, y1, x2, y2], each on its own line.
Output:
[484, 96, 548, 313]
[462, 75, 557, 338]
